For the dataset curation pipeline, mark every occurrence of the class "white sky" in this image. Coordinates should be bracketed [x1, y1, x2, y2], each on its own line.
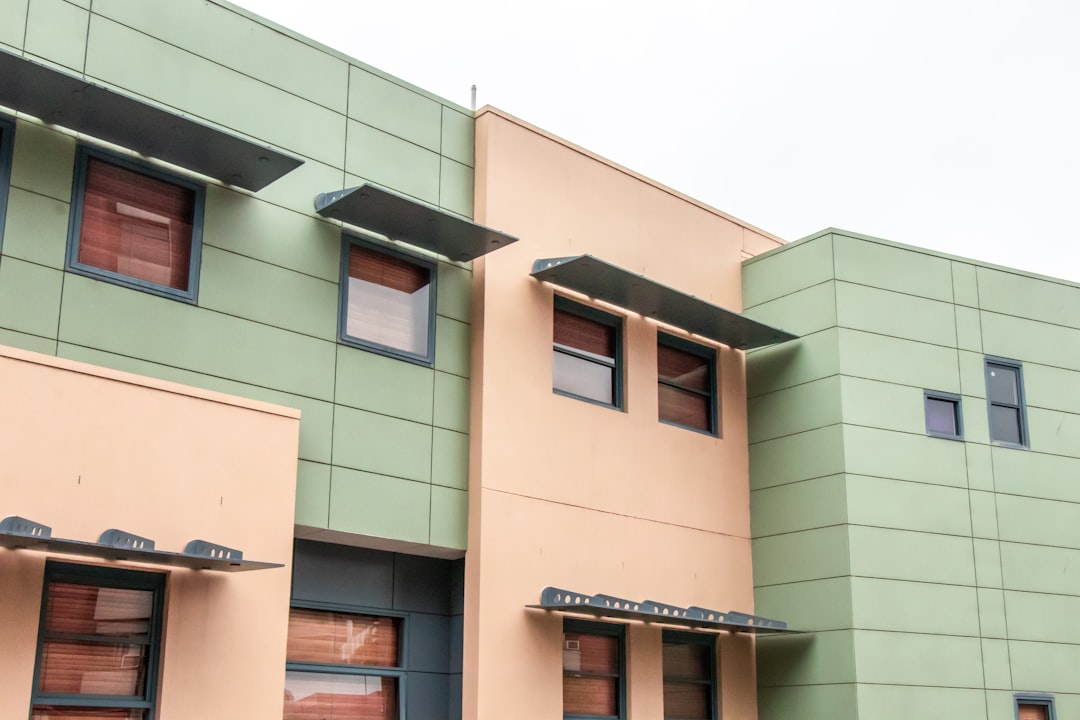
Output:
[233, 0, 1080, 281]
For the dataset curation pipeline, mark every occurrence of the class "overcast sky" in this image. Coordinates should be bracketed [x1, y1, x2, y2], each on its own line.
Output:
[233, 0, 1080, 281]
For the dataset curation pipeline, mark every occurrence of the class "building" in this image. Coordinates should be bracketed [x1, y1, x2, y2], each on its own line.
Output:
[745, 229, 1077, 720]
[0, 1, 799, 719]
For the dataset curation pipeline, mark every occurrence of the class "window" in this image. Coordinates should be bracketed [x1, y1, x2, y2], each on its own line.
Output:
[1015, 694, 1055, 720]
[339, 239, 436, 365]
[284, 605, 404, 720]
[0, 114, 13, 253]
[563, 621, 624, 719]
[553, 297, 623, 408]
[662, 632, 716, 720]
[658, 334, 717, 435]
[31, 562, 165, 719]
[924, 390, 962, 439]
[985, 357, 1027, 447]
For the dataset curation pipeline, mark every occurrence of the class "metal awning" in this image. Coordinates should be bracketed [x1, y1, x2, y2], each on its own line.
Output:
[528, 587, 797, 635]
[0, 516, 282, 573]
[314, 183, 518, 262]
[532, 255, 797, 350]
[0, 49, 303, 192]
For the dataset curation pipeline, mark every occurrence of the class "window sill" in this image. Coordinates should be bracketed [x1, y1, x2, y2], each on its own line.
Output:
[66, 262, 198, 304]
[339, 334, 435, 368]
[553, 388, 623, 411]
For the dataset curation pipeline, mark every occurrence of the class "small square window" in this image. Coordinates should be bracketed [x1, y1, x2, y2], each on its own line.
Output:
[339, 239, 436, 365]
[552, 297, 623, 408]
[658, 334, 718, 435]
[985, 357, 1028, 447]
[1015, 693, 1055, 720]
[31, 562, 165, 718]
[0, 114, 13, 253]
[67, 146, 204, 302]
[924, 391, 962, 439]
[563, 620, 624, 719]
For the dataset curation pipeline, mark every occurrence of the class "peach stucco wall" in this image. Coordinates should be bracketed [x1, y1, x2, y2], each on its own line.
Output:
[0, 346, 300, 720]
[465, 108, 769, 720]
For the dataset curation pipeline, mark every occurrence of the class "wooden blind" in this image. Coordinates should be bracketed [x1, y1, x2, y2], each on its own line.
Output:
[663, 641, 712, 720]
[286, 608, 400, 668]
[1018, 704, 1049, 720]
[658, 385, 710, 432]
[349, 245, 428, 294]
[79, 158, 195, 290]
[554, 309, 615, 360]
[658, 344, 709, 391]
[658, 342, 712, 432]
[283, 671, 397, 720]
[563, 632, 619, 717]
[31, 707, 146, 719]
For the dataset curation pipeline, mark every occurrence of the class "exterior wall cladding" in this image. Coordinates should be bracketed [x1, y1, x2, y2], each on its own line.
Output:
[745, 229, 1080, 720]
[2, 3, 1077, 720]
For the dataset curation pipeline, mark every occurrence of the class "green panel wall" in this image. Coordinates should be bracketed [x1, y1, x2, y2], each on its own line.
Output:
[745, 230, 1080, 719]
[0, 0, 475, 553]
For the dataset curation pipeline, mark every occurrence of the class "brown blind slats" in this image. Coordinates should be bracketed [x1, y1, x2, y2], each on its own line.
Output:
[31, 707, 145, 719]
[286, 608, 400, 668]
[662, 642, 710, 680]
[554, 309, 615, 359]
[563, 676, 617, 717]
[563, 632, 619, 716]
[45, 584, 153, 637]
[349, 245, 428, 294]
[564, 632, 618, 674]
[1018, 705, 1049, 720]
[38, 642, 146, 696]
[658, 344, 709, 391]
[659, 385, 710, 432]
[283, 675, 398, 720]
[79, 158, 195, 291]
[662, 682, 710, 720]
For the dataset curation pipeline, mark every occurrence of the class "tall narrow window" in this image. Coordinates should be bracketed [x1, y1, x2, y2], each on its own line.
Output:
[658, 334, 717, 435]
[552, 297, 622, 408]
[340, 240, 435, 364]
[0, 114, 13, 253]
[985, 358, 1027, 446]
[563, 621, 624, 719]
[284, 606, 404, 720]
[31, 562, 165, 719]
[67, 146, 204, 301]
[662, 632, 716, 720]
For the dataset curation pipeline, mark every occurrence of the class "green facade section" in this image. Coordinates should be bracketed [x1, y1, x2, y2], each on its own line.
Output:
[745, 229, 1080, 719]
[0, 0, 474, 552]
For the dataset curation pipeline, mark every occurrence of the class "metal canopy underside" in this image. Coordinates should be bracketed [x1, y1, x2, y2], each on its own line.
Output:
[0, 517, 282, 573]
[528, 587, 797, 635]
[0, 49, 303, 192]
[531, 255, 797, 350]
[315, 183, 518, 262]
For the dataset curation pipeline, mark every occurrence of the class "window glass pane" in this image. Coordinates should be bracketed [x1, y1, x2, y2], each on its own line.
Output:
[987, 365, 1019, 405]
[925, 397, 959, 436]
[658, 344, 709, 392]
[554, 309, 615, 360]
[663, 681, 710, 720]
[564, 632, 618, 674]
[38, 641, 147, 696]
[287, 608, 400, 667]
[284, 671, 398, 720]
[563, 676, 617, 717]
[990, 405, 1022, 444]
[659, 385, 711, 432]
[79, 158, 195, 290]
[45, 583, 153, 637]
[346, 245, 431, 357]
[662, 642, 710, 681]
[553, 351, 614, 404]
[1018, 704, 1049, 720]
[31, 708, 145, 719]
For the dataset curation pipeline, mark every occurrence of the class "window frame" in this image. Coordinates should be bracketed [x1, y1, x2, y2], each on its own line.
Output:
[924, 390, 963, 440]
[284, 600, 409, 719]
[657, 333, 719, 437]
[337, 235, 438, 367]
[984, 356, 1029, 448]
[1015, 693, 1056, 720]
[66, 144, 205, 303]
[562, 619, 626, 720]
[30, 561, 166, 719]
[552, 295, 624, 410]
[661, 630, 718, 720]
[0, 113, 14, 254]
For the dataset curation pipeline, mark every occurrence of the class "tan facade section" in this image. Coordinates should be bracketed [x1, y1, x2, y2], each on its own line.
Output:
[0, 346, 300, 720]
[465, 108, 771, 720]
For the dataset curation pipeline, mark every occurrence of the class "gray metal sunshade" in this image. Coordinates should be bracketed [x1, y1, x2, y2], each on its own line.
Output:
[531, 255, 797, 350]
[315, 183, 518, 262]
[0, 48, 303, 192]
[528, 587, 798, 635]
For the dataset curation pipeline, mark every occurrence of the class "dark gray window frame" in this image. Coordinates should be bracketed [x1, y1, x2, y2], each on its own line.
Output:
[924, 390, 963, 440]
[66, 144, 205, 303]
[337, 235, 438, 367]
[31, 561, 165, 719]
[552, 295, 625, 410]
[563, 618, 626, 720]
[285, 600, 409, 719]
[1014, 692, 1056, 720]
[0, 113, 13, 254]
[657, 333, 719, 437]
[985, 356, 1029, 448]
[661, 629, 718, 720]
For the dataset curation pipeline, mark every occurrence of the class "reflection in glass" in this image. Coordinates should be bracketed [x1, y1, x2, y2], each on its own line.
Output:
[346, 245, 430, 357]
[990, 405, 1022, 445]
[284, 671, 398, 720]
[553, 351, 614, 404]
[925, 397, 959, 436]
[987, 365, 1019, 405]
